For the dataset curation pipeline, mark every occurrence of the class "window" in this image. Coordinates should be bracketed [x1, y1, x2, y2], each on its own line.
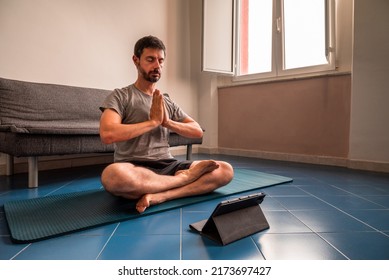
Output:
[239, 0, 273, 75]
[202, 0, 335, 79]
[202, 0, 235, 74]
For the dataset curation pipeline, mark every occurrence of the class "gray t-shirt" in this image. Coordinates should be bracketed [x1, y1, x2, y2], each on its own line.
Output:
[100, 84, 188, 162]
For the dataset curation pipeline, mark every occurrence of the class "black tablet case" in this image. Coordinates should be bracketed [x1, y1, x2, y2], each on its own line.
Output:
[190, 193, 269, 245]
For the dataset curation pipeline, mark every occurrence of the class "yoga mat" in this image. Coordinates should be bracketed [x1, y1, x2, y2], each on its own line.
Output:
[4, 169, 292, 243]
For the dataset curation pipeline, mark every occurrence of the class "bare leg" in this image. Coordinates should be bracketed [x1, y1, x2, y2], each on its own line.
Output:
[101, 160, 234, 213]
[135, 161, 234, 213]
[101, 160, 220, 199]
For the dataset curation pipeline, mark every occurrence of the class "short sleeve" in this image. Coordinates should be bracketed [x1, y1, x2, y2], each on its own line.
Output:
[100, 88, 127, 118]
[163, 93, 188, 122]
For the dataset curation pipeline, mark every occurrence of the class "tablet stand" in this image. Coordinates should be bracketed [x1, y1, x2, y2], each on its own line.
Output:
[190, 193, 269, 245]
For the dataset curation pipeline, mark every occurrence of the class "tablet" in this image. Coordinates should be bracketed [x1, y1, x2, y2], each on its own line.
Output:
[190, 192, 269, 245]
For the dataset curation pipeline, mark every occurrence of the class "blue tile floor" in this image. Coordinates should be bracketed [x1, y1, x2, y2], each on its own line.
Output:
[1, 154, 389, 260]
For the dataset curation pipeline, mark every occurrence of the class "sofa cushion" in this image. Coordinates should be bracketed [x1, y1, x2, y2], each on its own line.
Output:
[0, 77, 111, 135]
[0, 132, 114, 157]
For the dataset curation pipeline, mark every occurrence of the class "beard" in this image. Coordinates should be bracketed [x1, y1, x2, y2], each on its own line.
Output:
[138, 65, 161, 83]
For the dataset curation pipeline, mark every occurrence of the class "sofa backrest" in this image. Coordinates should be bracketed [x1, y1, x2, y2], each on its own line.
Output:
[0, 77, 111, 134]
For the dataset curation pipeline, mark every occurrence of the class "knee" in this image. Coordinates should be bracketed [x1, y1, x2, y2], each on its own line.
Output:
[101, 163, 139, 199]
[217, 161, 234, 185]
[101, 164, 121, 195]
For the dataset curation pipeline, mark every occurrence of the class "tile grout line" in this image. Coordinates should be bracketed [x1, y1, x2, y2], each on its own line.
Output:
[0, 190, 12, 197]
[250, 236, 266, 260]
[95, 223, 120, 260]
[287, 210, 351, 260]
[43, 171, 99, 197]
[269, 194, 351, 259]
[180, 208, 183, 260]
[43, 179, 81, 197]
[296, 186, 388, 236]
[309, 176, 389, 208]
[328, 185, 389, 209]
[10, 243, 32, 260]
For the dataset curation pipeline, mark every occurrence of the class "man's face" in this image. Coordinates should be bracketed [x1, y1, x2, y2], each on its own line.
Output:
[134, 48, 165, 83]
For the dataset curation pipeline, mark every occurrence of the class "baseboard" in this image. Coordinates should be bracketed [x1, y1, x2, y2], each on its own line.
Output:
[205, 147, 349, 167]
[347, 159, 389, 173]
[199, 147, 389, 173]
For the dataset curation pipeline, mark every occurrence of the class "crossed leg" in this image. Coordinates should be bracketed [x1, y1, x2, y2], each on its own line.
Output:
[100, 160, 234, 213]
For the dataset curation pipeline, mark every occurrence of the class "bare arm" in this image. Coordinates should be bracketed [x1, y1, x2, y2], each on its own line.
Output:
[99, 89, 202, 144]
[99, 109, 159, 144]
[162, 104, 203, 138]
[100, 90, 164, 144]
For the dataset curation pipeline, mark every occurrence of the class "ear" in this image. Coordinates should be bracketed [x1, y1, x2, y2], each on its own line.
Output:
[132, 55, 139, 65]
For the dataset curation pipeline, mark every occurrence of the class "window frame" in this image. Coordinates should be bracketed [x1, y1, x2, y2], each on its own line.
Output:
[202, 0, 336, 82]
[277, 0, 336, 77]
[235, 0, 276, 79]
[202, 0, 236, 75]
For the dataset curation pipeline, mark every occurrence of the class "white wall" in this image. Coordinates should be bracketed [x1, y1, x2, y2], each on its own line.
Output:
[350, 0, 389, 163]
[0, 0, 198, 166]
[188, 0, 219, 150]
[0, 0, 197, 110]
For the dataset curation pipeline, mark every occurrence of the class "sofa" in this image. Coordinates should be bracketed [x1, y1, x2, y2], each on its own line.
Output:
[0, 77, 202, 188]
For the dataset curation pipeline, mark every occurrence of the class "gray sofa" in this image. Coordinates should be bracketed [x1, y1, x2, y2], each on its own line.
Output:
[0, 77, 202, 188]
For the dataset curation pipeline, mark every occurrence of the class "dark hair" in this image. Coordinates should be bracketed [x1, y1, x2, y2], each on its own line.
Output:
[134, 35, 166, 58]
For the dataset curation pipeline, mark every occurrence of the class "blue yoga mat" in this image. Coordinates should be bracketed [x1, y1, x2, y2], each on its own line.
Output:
[4, 169, 292, 243]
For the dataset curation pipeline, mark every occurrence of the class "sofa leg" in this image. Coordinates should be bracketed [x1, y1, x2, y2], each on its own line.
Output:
[186, 144, 192, 160]
[28, 156, 38, 188]
[5, 154, 14, 176]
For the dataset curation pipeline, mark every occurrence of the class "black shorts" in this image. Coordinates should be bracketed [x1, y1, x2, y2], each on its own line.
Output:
[129, 159, 193, 175]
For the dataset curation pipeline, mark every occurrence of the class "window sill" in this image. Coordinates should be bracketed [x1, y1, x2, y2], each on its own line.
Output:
[218, 69, 351, 89]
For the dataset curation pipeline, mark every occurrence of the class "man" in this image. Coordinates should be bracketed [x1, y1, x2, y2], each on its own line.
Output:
[99, 35, 234, 213]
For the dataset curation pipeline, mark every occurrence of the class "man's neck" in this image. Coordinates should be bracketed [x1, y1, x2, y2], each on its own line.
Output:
[134, 80, 155, 96]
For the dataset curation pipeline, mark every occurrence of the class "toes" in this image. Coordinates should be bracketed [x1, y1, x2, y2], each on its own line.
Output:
[136, 205, 147, 213]
[135, 195, 150, 213]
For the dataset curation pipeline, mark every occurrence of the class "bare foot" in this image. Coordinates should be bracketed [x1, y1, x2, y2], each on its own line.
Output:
[136, 194, 151, 213]
[136, 193, 165, 213]
[177, 160, 219, 183]
[136, 160, 219, 213]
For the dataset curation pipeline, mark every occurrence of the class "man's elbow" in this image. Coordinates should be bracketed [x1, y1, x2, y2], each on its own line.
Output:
[192, 127, 203, 139]
[100, 130, 114, 145]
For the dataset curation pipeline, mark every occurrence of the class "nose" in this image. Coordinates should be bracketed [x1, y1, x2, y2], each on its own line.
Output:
[154, 61, 162, 71]
[153, 59, 163, 71]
